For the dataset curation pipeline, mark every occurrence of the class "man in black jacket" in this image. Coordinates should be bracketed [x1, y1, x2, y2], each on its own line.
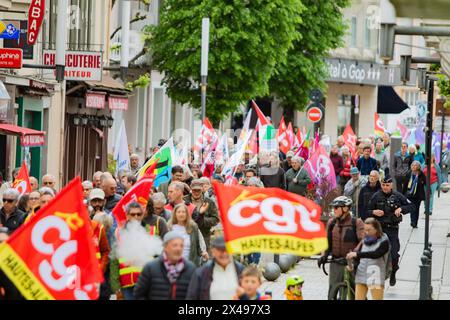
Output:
[134, 231, 195, 300]
[186, 236, 244, 300]
[366, 175, 416, 286]
[357, 170, 381, 220]
[0, 188, 25, 234]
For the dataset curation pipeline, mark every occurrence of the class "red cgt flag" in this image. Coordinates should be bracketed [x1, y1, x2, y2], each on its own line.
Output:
[113, 163, 156, 227]
[277, 116, 291, 154]
[0, 177, 103, 300]
[12, 161, 32, 196]
[342, 124, 358, 161]
[212, 182, 328, 256]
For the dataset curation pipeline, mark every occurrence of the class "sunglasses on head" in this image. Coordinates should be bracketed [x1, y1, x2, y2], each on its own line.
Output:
[3, 198, 15, 203]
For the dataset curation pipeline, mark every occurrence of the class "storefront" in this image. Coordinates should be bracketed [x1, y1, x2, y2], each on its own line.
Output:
[63, 75, 129, 184]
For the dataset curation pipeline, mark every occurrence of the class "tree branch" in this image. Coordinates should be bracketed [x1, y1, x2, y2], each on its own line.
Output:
[129, 48, 149, 64]
[110, 13, 148, 40]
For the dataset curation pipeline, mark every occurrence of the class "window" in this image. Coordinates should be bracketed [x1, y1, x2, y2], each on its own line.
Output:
[364, 17, 371, 48]
[47, 0, 93, 50]
[337, 95, 357, 136]
[404, 91, 420, 107]
[350, 16, 357, 48]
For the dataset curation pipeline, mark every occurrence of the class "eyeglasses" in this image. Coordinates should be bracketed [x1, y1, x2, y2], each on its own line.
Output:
[29, 197, 40, 201]
[128, 213, 143, 217]
[2, 198, 15, 203]
[43, 181, 53, 186]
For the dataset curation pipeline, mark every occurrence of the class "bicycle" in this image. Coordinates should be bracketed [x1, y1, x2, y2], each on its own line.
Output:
[321, 257, 356, 300]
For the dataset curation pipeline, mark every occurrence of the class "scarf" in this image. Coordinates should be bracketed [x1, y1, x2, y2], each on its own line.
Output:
[364, 235, 379, 246]
[407, 173, 418, 196]
[163, 251, 185, 284]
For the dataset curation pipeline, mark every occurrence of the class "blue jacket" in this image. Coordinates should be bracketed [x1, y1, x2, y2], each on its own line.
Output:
[357, 157, 378, 175]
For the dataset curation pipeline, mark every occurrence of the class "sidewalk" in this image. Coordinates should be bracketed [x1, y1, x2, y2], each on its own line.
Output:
[258, 191, 450, 300]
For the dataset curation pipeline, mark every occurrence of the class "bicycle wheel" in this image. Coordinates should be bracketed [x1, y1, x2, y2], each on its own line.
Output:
[330, 282, 349, 300]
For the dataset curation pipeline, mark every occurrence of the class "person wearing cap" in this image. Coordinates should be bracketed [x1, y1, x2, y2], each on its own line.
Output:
[344, 167, 367, 213]
[365, 175, 416, 286]
[86, 188, 111, 300]
[282, 151, 295, 172]
[285, 156, 310, 197]
[186, 235, 244, 300]
[184, 179, 219, 252]
[357, 170, 381, 220]
[133, 230, 196, 300]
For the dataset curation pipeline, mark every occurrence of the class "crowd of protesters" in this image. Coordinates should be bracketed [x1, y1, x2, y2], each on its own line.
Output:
[1, 128, 449, 301]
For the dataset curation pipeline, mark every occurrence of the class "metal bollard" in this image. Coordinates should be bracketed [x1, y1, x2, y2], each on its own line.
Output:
[419, 254, 431, 300]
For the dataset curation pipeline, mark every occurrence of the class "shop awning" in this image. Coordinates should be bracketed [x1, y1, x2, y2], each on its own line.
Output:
[84, 74, 130, 95]
[377, 86, 410, 114]
[0, 123, 45, 147]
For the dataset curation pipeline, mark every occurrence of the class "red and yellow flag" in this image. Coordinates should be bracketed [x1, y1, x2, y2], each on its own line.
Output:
[12, 161, 32, 196]
[212, 182, 328, 256]
[374, 112, 386, 137]
[0, 177, 103, 300]
[113, 162, 156, 227]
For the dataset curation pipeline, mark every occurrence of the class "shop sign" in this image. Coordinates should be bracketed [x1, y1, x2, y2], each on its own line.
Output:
[43, 50, 102, 81]
[109, 96, 128, 111]
[27, 0, 45, 45]
[0, 48, 23, 69]
[21, 134, 45, 147]
[86, 92, 106, 109]
[325, 58, 417, 86]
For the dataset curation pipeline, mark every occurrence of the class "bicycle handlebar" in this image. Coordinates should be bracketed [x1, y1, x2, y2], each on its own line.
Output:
[320, 257, 348, 276]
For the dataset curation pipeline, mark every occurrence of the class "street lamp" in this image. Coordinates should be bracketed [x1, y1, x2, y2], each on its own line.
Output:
[379, 0, 396, 63]
[200, 17, 210, 121]
[72, 115, 81, 126]
[107, 116, 114, 128]
[80, 115, 88, 126]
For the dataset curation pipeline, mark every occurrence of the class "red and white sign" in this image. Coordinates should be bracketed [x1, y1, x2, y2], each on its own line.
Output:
[306, 107, 323, 123]
[43, 50, 102, 81]
[86, 92, 106, 109]
[27, 0, 45, 45]
[0, 48, 23, 69]
[109, 96, 128, 111]
[21, 134, 45, 147]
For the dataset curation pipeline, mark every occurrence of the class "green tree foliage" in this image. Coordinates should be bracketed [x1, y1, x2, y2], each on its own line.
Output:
[150, 0, 304, 124]
[269, 0, 349, 111]
[149, 0, 349, 123]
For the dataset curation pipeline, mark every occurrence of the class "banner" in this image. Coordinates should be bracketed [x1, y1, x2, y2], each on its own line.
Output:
[303, 145, 337, 194]
[396, 120, 410, 141]
[213, 182, 327, 256]
[374, 113, 386, 137]
[12, 161, 32, 196]
[113, 165, 156, 227]
[0, 177, 103, 300]
[342, 124, 358, 161]
[277, 117, 291, 154]
[136, 137, 174, 187]
[194, 118, 218, 154]
[222, 129, 253, 179]
[114, 120, 130, 176]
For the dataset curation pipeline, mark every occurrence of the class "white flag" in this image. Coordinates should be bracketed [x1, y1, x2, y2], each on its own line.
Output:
[114, 120, 130, 175]
[222, 129, 253, 177]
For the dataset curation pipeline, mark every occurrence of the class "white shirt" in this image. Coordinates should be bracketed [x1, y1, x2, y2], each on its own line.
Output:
[209, 261, 239, 300]
[172, 225, 191, 260]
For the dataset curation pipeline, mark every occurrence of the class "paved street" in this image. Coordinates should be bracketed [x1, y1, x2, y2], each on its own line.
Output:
[259, 191, 450, 300]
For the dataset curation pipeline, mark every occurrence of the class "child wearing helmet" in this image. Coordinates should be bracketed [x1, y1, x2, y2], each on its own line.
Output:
[233, 265, 271, 300]
[285, 275, 304, 300]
